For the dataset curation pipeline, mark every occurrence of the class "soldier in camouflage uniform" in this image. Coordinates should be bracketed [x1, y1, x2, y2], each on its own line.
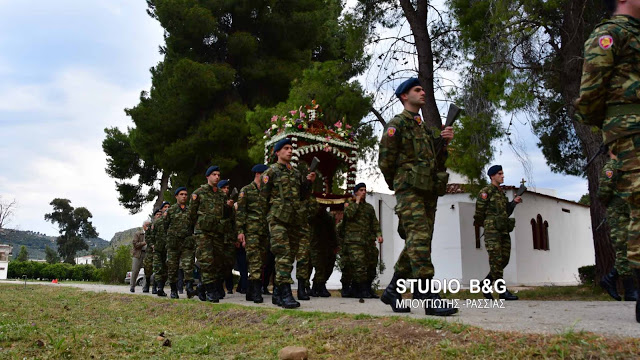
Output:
[341, 183, 383, 299]
[309, 204, 337, 297]
[575, 0, 640, 322]
[142, 208, 162, 293]
[164, 187, 195, 299]
[598, 155, 638, 301]
[473, 165, 521, 301]
[294, 161, 314, 301]
[378, 78, 457, 316]
[261, 138, 316, 308]
[336, 217, 353, 297]
[237, 164, 269, 303]
[188, 166, 231, 303]
[218, 179, 237, 296]
[153, 201, 171, 296]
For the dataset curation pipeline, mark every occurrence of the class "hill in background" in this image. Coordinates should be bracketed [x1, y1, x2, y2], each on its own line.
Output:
[0, 229, 109, 260]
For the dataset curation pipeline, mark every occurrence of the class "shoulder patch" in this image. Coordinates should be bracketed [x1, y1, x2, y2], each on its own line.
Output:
[481, 192, 488, 200]
[263, 175, 269, 184]
[239, 191, 245, 198]
[605, 170, 614, 179]
[192, 193, 197, 201]
[387, 127, 396, 137]
[599, 35, 613, 50]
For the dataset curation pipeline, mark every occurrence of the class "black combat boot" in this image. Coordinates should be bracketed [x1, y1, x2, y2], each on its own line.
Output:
[280, 283, 301, 309]
[297, 279, 310, 300]
[253, 280, 264, 304]
[197, 283, 206, 302]
[424, 290, 458, 317]
[246, 280, 255, 302]
[185, 280, 196, 299]
[482, 274, 494, 300]
[151, 280, 158, 295]
[272, 284, 282, 306]
[635, 269, 640, 323]
[318, 283, 331, 297]
[130, 285, 135, 293]
[600, 268, 621, 301]
[142, 277, 151, 293]
[357, 282, 372, 299]
[341, 280, 353, 298]
[310, 283, 319, 297]
[380, 273, 410, 313]
[499, 288, 519, 300]
[170, 283, 179, 299]
[205, 283, 219, 303]
[623, 276, 638, 301]
[156, 281, 167, 297]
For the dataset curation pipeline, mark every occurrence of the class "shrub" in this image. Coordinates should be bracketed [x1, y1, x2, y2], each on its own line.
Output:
[101, 245, 132, 284]
[7, 261, 100, 281]
[578, 265, 596, 285]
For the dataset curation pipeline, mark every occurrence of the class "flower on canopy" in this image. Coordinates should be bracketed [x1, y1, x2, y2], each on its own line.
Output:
[334, 121, 342, 128]
[271, 115, 278, 123]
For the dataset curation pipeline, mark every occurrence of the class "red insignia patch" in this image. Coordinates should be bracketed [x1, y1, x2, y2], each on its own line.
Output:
[387, 127, 396, 137]
[606, 170, 613, 179]
[192, 193, 197, 201]
[414, 115, 422, 124]
[263, 175, 269, 184]
[599, 35, 613, 50]
[481, 193, 488, 200]
[239, 192, 245, 198]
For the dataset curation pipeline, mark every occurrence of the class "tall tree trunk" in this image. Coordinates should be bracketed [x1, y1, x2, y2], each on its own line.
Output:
[561, 0, 614, 280]
[153, 171, 170, 211]
[400, 0, 442, 128]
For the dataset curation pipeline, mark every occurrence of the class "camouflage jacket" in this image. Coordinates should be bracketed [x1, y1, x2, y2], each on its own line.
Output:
[474, 185, 517, 233]
[145, 225, 155, 248]
[597, 159, 623, 207]
[576, 15, 640, 145]
[131, 231, 145, 258]
[378, 110, 448, 192]
[188, 183, 230, 235]
[342, 198, 382, 243]
[260, 162, 312, 225]
[151, 216, 166, 247]
[164, 203, 192, 242]
[236, 181, 267, 236]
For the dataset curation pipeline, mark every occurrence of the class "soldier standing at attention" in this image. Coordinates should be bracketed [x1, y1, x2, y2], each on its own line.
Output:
[164, 187, 196, 299]
[218, 179, 237, 296]
[142, 209, 162, 293]
[261, 138, 316, 308]
[598, 152, 638, 301]
[237, 164, 269, 303]
[575, 0, 640, 322]
[153, 201, 171, 296]
[342, 183, 383, 298]
[378, 77, 457, 316]
[188, 166, 230, 303]
[473, 165, 521, 300]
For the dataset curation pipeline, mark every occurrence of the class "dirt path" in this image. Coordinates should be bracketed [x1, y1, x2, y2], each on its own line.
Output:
[4, 280, 639, 338]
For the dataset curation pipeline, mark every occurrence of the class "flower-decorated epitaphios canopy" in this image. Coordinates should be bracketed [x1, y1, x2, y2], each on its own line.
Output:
[264, 101, 358, 209]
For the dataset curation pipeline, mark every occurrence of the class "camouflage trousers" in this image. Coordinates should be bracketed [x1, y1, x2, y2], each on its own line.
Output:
[616, 169, 640, 270]
[342, 233, 369, 283]
[166, 236, 195, 284]
[484, 230, 511, 281]
[367, 242, 379, 283]
[245, 232, 268, 281]
[143, 247, 154, 280]
[607, 198, 632, 276]
[223, 235, 237, 277]
[268, 218, 305, 285]
[310, 239, 336, 284]
[195, 232, 225, 285]
[393, 188, 438, 279]
[295, 222, 312, 283]
[152, 242, 167, 283]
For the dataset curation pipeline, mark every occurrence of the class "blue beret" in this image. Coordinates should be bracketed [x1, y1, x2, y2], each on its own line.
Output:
[217, 179, 229, 188]
[487, 165, 502, 177]
[354, 182, 366, 193]
[395, 78, 421, 98]
[174, 186, 187, 196]
[252, 164, 268, 173]
[154, 208, 162, 215]
[274, 138, 292, 153]
[160, 201, 170, 209]
[205, 166, 220, 177]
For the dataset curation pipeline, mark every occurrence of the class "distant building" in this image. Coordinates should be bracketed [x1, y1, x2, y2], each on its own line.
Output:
[75, 255, 95, 265]
[0, 244, 12, 280]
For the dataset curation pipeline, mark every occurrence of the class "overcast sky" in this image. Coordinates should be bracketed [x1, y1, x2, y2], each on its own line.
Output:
[0, 1, 587, 242]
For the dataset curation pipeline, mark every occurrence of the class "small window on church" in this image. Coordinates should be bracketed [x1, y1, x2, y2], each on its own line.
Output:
[531, 215, 550, 250]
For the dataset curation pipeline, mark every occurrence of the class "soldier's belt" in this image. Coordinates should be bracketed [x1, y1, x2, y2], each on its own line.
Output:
[606, 104, 640, 117]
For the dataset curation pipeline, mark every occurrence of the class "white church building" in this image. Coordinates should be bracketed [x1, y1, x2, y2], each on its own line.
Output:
[317, 175, 595, 289]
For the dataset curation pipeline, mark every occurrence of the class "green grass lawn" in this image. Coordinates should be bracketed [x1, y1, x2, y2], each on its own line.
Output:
[0, 284, 638, 359]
